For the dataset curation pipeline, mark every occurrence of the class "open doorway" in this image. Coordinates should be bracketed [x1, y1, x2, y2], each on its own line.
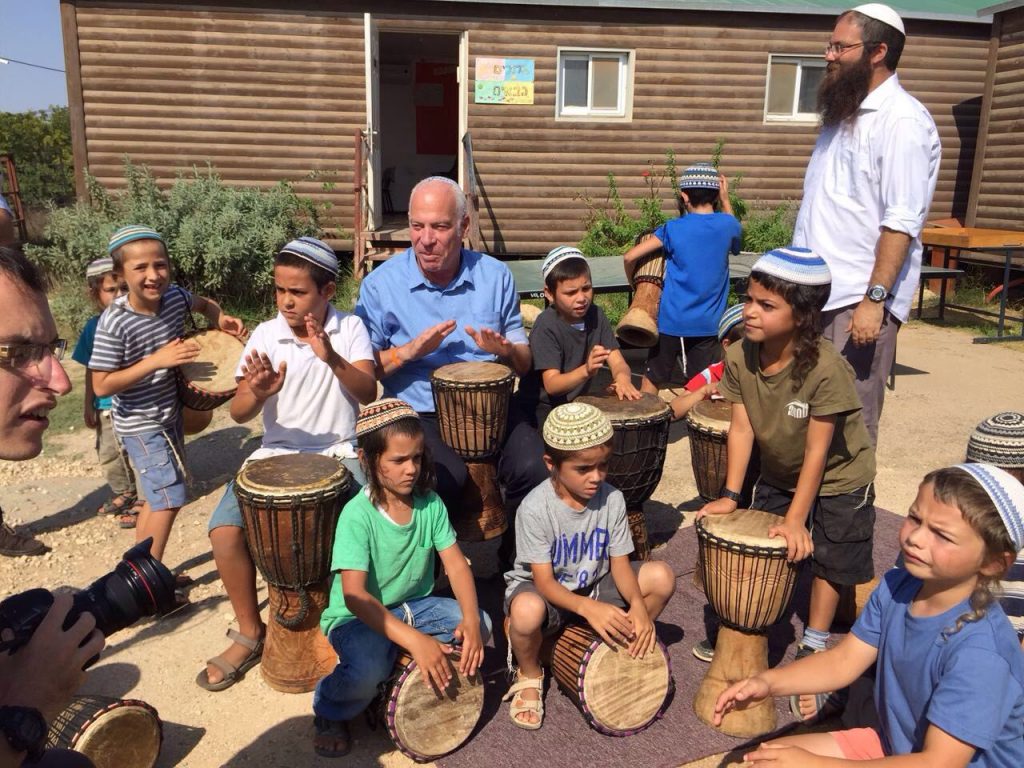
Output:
[378, 32, 460, 215]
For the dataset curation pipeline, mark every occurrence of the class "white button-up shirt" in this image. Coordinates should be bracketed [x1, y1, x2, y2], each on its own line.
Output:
[793, 73, 941, 322]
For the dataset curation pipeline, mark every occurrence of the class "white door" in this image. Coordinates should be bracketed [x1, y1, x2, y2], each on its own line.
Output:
[458, 30, 469, 194]
[364, 13, 382, 230]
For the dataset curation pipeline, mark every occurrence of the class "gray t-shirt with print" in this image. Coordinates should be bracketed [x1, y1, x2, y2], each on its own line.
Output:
[504, 479, 633, 602]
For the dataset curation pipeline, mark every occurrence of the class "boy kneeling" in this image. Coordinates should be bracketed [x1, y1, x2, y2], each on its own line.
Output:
[503, 402, 676, 729]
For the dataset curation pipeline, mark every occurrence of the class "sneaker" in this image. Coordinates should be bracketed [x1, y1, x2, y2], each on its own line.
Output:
[0, 521, 49, 557]
[692, 639, 715, 662]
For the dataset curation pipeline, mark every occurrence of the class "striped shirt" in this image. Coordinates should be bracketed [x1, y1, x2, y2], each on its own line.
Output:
[89, 285, 193, 436]
[1002, 555, 1024, 641]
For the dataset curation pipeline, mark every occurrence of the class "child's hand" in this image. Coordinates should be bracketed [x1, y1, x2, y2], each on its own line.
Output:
[585, 345, 611, 376]
[768, 519, 813, 563]
[580, 599, 634, 649]
[626, 602, 656, 659]
[700, 382, 718, 399]
[240, 350, 287, 400]
[153, 337, 201, 369]
[718, 172, 729, 197]
[713, 675, 770, 725]
[408, 632, 455, 692]
[83, 403, 98, 429]
[609, 376, 642, 401]
[218, 313, 246, 338]
[743, 743, 820, 768]
[452, 620, 484, 677]
[696, 497, 737, 521]
[303, 313, 336, 365]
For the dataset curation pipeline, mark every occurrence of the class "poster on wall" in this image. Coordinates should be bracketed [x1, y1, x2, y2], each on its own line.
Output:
[474, 57, 535, 104]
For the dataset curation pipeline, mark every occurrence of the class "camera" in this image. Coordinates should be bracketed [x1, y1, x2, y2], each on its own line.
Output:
[0, 538, 177, 663]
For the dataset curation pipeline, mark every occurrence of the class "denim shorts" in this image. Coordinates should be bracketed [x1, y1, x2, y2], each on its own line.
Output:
[121, 427, 187, 511]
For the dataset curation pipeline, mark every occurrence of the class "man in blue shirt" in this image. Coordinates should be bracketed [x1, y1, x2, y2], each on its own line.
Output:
[356, 177, 542, 549]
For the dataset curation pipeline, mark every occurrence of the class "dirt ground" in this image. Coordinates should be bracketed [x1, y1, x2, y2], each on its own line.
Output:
[0, 321, 1021, 768]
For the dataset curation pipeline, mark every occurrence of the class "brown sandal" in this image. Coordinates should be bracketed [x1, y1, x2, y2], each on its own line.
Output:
[195, 629, 264, 692]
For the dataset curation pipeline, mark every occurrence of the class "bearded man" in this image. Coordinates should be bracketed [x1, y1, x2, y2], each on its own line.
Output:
[793, 3, 941, 446]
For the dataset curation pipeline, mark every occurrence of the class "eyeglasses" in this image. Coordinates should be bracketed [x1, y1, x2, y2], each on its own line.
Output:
[824, 41, 865, 57]
[0, 339, 68, 382]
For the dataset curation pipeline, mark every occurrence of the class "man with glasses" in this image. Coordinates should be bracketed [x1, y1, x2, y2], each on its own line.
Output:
[793, 3, 941, 447]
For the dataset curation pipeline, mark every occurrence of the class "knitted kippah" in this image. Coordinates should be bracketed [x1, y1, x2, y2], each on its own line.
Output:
[355, 398, 418, 439]
[86, 257, 114, 279]
[966, 412, 1024, 469]
[953, 463, 1024, 554]
[279, 236, 339, 277]
[541, 246, 587, 280]
[851, 4, 905, 35]
[751, 246, 832, 286]
[717, 303, 745, 342]
[108, 225, 164, 255]
[543, 402, 614, 452]
[678, 162, 720, 191]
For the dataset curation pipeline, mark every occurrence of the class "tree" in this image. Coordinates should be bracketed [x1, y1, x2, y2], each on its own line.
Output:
[0, 107, 75, 206]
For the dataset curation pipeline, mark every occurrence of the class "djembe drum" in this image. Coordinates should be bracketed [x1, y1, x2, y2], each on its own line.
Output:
[47, 695, 162, 768]
[685, 399, 733, 502]
[431, 361, 515, 541]
[379, 651, 484, 762]
[693, 509, 798, 737]
[550, 623, 672, 736]
[577, 393, 672, 560]
[615, 235, 665, 348]
[176, 329, 244, 434]
[235, 453, 352, 693]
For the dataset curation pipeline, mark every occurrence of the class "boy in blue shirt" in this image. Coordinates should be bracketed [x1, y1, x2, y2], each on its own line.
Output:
[623, 162, 741, 392]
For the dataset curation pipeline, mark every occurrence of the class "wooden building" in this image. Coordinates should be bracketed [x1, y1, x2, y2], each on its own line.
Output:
[60, 0, 994, 263]
[969, 0, 1024, 231]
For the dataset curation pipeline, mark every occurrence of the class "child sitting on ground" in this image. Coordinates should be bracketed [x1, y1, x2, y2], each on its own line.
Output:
[196, 237, 377, 692]
[313, 398, 490, 758]
[700, 247, 877, 713]
[715, 464, 1024, 766]
[71, 257, 140, 526]
[669, 302, 744, 421]
[623, 163, 740, 391]
[89, 225, 245, 569]
[502, 402, 676, 730]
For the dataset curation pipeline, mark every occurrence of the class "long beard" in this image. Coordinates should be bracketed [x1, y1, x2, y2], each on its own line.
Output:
[818, 54, 873, 127]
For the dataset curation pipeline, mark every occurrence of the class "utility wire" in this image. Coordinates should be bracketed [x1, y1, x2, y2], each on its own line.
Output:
[0, 56, 65, 74]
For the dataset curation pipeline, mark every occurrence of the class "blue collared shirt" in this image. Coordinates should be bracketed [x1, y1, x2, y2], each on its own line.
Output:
[355, 247, 527, 412]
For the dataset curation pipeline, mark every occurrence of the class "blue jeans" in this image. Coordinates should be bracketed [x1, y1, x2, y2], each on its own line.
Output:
[313, 595, 493, 721]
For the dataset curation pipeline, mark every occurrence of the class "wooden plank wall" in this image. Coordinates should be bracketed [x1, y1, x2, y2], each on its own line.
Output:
[71, 1, 364, 234]
[971, 7, 1024, 231]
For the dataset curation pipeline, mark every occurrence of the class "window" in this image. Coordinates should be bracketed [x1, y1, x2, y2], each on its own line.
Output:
[764, 55, 826, 122]
[556, 49, 632, 120]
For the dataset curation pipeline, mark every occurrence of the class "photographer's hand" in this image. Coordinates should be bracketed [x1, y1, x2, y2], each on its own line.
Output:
[0, 592, 105, 721]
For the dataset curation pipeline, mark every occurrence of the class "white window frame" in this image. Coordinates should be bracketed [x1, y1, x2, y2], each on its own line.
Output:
[555, 47, 633, 121]
[763, 54, 826, 124]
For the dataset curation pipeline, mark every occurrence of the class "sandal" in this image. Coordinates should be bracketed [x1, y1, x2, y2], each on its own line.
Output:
[502, 671, 544, 730]
[313, 716, 351, 758]
[788, 644, 843, 721]
[117, 501, 144, 529]
[195, 628, 264, 692]
[99, 492, 137, 516]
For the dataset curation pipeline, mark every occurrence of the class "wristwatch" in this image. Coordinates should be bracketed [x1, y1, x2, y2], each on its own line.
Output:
[866, 284, 890, 303]
[719, 488, 742, 504]
[0, 706, 47, 761]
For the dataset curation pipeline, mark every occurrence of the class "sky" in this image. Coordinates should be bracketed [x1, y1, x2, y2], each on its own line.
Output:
[0, 0, 68, 112]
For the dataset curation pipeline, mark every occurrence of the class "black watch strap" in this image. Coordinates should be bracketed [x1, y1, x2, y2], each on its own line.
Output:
[719, 488, 742, 503]
[0, 706, 47, 761]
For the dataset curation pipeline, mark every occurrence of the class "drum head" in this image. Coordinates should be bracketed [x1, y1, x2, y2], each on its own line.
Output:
[686, 399, 732, 432]
[178, 330, 244, 395]
[582, 640, 671, 732]
[73, 702, 162, 768]
[237, 454, 350, 496]
[577, 392, 671, 423]
[390, 661, 484, 760]
[700, 508, 787, 550]
[432, 361, 513, 385]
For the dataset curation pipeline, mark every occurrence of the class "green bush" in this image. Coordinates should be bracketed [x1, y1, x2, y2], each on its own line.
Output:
[741, 203, 796, 253]
[0, 107, 75, 206]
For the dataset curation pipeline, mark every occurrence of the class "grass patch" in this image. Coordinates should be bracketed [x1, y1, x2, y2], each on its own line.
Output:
[916, 266, 1024, 341]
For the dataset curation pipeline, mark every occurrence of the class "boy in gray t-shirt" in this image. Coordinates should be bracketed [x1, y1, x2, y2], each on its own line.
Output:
[501, 403, 676, 730]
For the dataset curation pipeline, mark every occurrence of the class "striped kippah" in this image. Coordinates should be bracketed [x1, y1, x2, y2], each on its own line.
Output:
[86, 257, 114, 279]
[717, 303, 745, 342]
[679, 162, 720, 190]
[356, 398, 418, 439]
[967, 412, 1024, 469]
[541, 246, 587, 280]
[953, 463, 1024, 554]
[751, 246, 831, 286]
[279, 236, 338, 277]
[108, 225, 164, 255]
[543, 402, 614, 452]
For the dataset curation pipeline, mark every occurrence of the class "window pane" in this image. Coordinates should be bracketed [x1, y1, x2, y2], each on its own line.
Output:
[591, 57, 621, 110]
[767, 61, 797, 115]
[562, 58, 588, 108]
[797, 65, 825, 114]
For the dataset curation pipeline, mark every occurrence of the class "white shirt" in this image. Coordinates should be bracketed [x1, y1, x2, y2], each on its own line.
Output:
[793, 73, 941, 322]
[236, 305, 374, 462]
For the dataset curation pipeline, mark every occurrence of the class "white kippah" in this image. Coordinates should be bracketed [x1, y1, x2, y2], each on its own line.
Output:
[954, 463, 1024, 554]
[541, 246, 587, 280]
[851, 4, 905, 35]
